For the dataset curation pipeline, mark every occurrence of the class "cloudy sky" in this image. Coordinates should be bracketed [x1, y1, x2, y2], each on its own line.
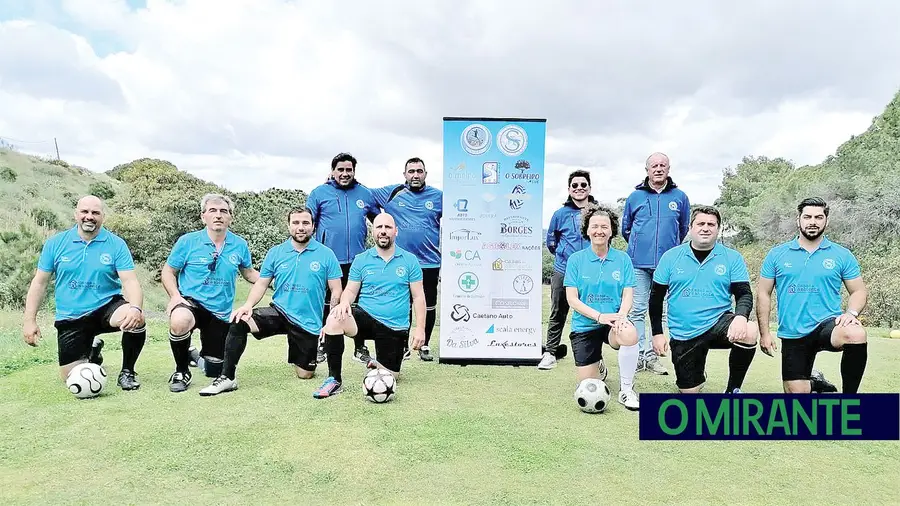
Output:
[2, 0, 899, 227]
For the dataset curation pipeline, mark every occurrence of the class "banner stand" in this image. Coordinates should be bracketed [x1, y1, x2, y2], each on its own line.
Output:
[439, 117, 547, 367]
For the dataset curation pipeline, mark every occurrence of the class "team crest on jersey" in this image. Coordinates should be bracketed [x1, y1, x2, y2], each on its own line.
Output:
[229, 253, 239, 265]
[99, 253, 112, 265]
[669, 202, 678, 211]
[356, 199, 365, 209]
[715, 264, 726, 276]
[396, 266, 406, 277]
[822, 258, 835, 270]
[310, 261, 321, 272]
[612, 270, 621, 281]
[425, 201, 434, 210]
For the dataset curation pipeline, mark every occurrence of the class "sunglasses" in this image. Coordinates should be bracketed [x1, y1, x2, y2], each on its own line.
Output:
[208, 251, 219, 272]
[570, 182, 589, 189]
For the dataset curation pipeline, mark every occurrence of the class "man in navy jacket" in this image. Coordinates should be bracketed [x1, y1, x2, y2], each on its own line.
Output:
[307, 152, 380, 364]
[621, 152, 691, 375]
[539, 169, 595, 370]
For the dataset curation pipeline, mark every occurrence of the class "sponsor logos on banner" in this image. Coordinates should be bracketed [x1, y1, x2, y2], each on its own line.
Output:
[442, 118, 545, 361]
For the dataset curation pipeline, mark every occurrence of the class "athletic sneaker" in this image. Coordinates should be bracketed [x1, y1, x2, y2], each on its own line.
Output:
[117, 369, 140, 390]
[313, 377, 343, 399]
[316, 341, 326, 364]
[642, 354, 669, 375]
[618, 389, 640, 411]
[168, 370, 192, 393]
[353, 346, 372, 364]
[725, 388, 743, 394]
[598, 360, 608, 382]
[810, 369, 838, 393]
[537, 352, 557, 370]
[199, 375, 238, 396]
[418, 346, 434, 362]
[89, 337, 104, 366]
[188, 346, 200, 367]
[403, 347, 411, 361]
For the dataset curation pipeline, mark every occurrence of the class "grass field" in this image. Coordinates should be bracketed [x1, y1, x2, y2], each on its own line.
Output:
[1, 284, 899, 505]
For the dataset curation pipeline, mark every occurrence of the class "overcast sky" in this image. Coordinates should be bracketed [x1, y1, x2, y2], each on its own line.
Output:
[2, 0, 899, 227]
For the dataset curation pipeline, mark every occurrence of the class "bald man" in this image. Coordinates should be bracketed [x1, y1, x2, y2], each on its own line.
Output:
[313, 213, 426, 398]
[23, 195, 146, 391]
[621, 152, 691, 375]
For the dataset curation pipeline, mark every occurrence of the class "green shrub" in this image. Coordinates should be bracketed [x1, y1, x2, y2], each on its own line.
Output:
[30, 207, 62, 230]
[0, 166, 15, 183]
[88, 181, 116, 200]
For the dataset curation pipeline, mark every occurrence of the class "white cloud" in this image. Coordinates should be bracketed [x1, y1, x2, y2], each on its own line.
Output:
[1, 0, 899, 228]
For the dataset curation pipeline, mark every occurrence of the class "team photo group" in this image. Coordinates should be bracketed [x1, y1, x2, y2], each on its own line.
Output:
[22, 149, 870, 411]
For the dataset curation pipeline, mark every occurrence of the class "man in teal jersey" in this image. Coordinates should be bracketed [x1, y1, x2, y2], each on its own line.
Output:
[563, 205, 641, 411]
[314, 213, 427, 398]
[650, 206, 759, 393]
[162, 193, 259, 393]
[370, 157, 442, 362]
[199, 207, 343, 396]
[757, 197, 867, 394]
[23, 195, 146, 390]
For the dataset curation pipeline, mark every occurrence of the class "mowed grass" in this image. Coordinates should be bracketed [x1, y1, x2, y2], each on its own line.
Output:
[1, 285, 899, 505]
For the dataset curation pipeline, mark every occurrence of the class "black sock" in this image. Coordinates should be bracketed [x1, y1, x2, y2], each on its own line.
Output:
[425, 307, 436, 346]
[726, 344, 756, 392]
[325, 334, 345, 383]
[169, 331, 192, 373]
[222, 322, 250, 380]
[841, 342, 868, 394]
[121, 327, 146, 371]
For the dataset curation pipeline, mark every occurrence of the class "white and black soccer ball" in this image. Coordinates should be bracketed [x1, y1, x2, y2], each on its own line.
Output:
[362, 368, 396, 403]
[574, 378, 611, 413]
[66, 362, 108, 399]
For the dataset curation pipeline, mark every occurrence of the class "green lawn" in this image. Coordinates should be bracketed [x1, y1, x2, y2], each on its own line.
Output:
[1, 285, 899, 505]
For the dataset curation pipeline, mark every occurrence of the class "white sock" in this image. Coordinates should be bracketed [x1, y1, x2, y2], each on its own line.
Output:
[618, 344, 639, 391]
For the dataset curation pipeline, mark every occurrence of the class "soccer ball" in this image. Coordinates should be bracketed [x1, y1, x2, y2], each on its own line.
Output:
[66, 362, 108, 399]
[574, 378, 611, 413]
[362, 368, 396, 403]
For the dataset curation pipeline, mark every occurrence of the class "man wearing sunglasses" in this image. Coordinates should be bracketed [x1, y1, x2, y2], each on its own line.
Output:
[308, 152, 381, 365]
[621, 152, 691, 376]
[539, 170, 597, 370]
[162, 193, 259, 393]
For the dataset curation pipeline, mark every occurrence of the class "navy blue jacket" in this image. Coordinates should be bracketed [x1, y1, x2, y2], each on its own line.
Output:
[621, 177, 690, 269]
[546, 196, 596, 275]
[306, 179, 380, 264]
[371, 184, 443, 268]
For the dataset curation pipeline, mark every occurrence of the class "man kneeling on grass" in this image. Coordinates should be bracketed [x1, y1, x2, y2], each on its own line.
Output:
[199, 207, 342, 396]
[314, 213, 427, 398]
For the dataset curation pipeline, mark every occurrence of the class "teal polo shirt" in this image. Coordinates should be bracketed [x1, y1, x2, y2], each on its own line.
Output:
[760, 236, 861, 338]
[259, 239, 342, 335]
[653, 242, 750, 341]
[37, 226, 136, 321]
[349, 246, 424, 331]
[563, 247, 636, 333]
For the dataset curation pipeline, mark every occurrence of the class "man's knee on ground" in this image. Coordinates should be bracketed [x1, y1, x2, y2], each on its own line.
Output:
[294, 366, 314, 379]
[679, 385, 703, 394]
[784, 380, 812, 394]
[169, 308, 194, 335]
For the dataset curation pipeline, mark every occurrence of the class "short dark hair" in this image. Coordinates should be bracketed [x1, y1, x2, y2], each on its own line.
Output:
[690, 205, 722, 227]
[580, 204, 620, 242]
[331, 152, 357, 170]
[405, 157, 425, 169]
[288, 206, 315, 227]
[797, 197, 829, 217]
[568, 169, 591, 187]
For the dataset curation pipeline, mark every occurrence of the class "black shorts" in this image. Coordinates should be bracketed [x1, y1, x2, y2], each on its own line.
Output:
[421, 267, 440, 308]
[173, 297, 231, 360]
[251, 305, 319, 372]
[669, 312, 736, 390]
[780, 318, 840, 381]
[570, 326, 612, 367]
[54, 295, 129, 366]
[323, 263, 358, 323]
[352, 306, 407, 373]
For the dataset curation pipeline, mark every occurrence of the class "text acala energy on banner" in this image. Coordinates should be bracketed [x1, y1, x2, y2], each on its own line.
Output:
[440, 117, 546, 365]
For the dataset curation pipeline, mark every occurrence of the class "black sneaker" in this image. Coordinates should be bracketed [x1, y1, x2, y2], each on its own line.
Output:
[353, 346, 372, 364]
[188, 346, 200, 367]
[810, 369, 837, 393]
[316, 341, 326, 364]
[403, 347, 411, 361]
[168, 370, 192, 393]
[418, 346, 434, 362]
[118, 369, 141, 390]
[89, 337, 104, 366]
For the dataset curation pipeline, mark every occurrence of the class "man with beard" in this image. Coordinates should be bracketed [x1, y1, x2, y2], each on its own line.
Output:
[23, 195, 146, 390]
[539, 170, 596, 370]
[622, 152, 691, 376]
[370, 157, 442, 362]
[162, 193, 258, 393]
[199, 207, 343, 396]
[308, 152, 380, 364]
[313, 213, 426, 398]
[650, 206, 759, 394]
[757, 197, 865, 394]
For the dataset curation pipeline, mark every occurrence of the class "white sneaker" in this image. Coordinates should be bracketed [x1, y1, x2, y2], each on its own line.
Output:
[618, 389, 640, 411]
[598, 360, 608, 381]
[537, 352, 557, 370]
[199, 375, 238, 396]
